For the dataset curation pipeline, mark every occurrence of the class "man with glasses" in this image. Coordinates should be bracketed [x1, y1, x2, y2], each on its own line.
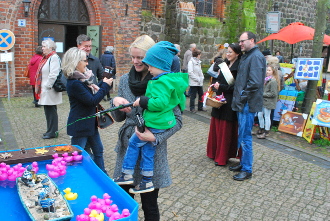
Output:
[77, 34, 104, 84]
[230, 31, 266, 181]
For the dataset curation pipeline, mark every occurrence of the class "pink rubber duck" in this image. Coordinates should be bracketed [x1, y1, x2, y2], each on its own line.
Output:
[109, 212, 121, 221]
[72, 151, 83, 161]
[0, 171, 8, 181]
[62, 152, 73, 162]
[120, 209, 130, 218]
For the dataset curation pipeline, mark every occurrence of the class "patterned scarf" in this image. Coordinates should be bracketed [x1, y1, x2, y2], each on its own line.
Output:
[35, 51, 56, 95]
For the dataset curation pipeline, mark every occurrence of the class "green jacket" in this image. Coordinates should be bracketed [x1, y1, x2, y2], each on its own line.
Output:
[140, 72, 188, 129]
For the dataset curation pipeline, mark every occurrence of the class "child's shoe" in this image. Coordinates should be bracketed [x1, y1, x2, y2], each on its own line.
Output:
[113, 173, 134, 185]
[129, 181, 154, 194]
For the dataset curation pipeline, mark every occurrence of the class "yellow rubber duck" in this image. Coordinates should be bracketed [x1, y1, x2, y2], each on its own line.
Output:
[63, 187, 78, 200]
[89, 210, 104, 221]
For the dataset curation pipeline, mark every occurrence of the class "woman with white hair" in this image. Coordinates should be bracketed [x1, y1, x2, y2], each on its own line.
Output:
[35, 39, 62, 139]
[62, 47, 113, 174]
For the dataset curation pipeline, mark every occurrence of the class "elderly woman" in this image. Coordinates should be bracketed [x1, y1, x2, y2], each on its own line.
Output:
[35, 39, 62, 139]
[61, 47, 113, 174]
[110, 35, 183, 221]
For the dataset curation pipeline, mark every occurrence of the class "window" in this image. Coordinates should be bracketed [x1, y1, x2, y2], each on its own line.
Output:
[194, 0, 214, 17]
[142, 0, 149, 9]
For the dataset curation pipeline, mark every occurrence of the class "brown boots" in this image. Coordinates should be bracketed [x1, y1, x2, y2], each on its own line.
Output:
[257, 130, 270, 139]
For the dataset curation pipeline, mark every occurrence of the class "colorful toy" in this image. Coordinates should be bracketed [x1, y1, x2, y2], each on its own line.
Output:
[63, 187, 78, 200]
[72, 151, 83, 161]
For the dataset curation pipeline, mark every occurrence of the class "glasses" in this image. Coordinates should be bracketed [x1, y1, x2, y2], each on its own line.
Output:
[238, 39, 251, 44]
[81, 59, 88, 63]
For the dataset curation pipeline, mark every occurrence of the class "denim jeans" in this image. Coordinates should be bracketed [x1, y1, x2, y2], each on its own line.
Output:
[258, 107, 272, 130]
[122, 128, 165, 177]
[237, 103, 255, 173]
[71, 130, 107, 174]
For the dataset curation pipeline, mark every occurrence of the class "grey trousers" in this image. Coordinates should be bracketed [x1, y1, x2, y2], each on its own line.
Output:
[43, 105, 58, 136]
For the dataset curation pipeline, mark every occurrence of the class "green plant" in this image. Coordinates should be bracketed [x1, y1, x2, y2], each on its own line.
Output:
[313, 138, 330, 147]
[195, 16, 221, 28]
[271, 126, 278, 132]
[142, 10, 152, 18]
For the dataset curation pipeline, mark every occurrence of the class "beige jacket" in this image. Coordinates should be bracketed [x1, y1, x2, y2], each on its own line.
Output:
[38, 54, 63, 105]
[188, 57, 204, 86]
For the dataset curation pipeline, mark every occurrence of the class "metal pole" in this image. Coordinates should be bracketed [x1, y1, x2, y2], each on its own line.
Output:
[5, 51, 10, 101]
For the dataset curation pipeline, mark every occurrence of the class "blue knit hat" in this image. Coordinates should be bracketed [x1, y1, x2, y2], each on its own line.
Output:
[142, 41, 179, 72]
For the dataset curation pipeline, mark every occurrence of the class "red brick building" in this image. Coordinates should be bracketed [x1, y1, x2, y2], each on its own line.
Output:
[0, 0, 143, 96]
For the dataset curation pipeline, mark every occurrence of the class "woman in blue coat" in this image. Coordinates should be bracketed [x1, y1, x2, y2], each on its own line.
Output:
[61, 47, 113, 174]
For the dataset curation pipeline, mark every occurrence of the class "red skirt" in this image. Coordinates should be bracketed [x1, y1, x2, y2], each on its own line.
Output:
[206, 117, 239, 165]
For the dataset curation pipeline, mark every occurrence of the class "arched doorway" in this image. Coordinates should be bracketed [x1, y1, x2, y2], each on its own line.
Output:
[37, 0, 90, 57]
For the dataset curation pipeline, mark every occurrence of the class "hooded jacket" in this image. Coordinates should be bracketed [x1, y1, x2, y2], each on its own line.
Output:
[140, 72, 188, 129]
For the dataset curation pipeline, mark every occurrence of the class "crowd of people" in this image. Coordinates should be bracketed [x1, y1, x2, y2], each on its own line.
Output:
[24, 30, 290, 220]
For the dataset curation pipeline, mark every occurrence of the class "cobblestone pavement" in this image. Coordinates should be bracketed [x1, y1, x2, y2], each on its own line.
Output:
[1, 95, 330, 220]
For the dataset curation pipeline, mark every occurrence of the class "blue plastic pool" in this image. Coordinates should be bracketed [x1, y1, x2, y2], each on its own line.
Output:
[0, 145, 138, 220]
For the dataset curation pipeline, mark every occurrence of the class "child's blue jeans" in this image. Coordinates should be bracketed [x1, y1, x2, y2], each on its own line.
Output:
[122, 128, 165, 177]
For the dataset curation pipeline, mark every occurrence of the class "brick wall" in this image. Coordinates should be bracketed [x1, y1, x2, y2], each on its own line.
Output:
[0, 0, 141, 96]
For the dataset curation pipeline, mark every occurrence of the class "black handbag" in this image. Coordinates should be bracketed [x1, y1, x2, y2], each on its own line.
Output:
[49, 55, 66, 92]
[53, 70, 66, 92]
[96, 104, 114, 129]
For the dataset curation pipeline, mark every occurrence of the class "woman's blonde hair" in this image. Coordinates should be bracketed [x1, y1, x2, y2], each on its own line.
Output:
[62, 47, 87, 77]
[267, 64, 280, 91]
[129, 35, 155, 53]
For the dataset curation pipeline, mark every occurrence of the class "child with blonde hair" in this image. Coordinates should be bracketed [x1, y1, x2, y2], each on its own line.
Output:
[256, 65, 280, 138]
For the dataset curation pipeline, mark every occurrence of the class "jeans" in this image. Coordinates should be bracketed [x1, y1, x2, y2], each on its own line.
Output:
[237, 103, 255, 173]
[189, 86, 203, 110]
[120, 185, 160, 221]
[71, 130, 107, 174]
[258, 107, 272, 130]
[122, 128, 164, 177]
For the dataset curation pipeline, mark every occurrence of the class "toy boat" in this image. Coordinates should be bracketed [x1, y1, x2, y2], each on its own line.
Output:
[16, 173, 73, 221]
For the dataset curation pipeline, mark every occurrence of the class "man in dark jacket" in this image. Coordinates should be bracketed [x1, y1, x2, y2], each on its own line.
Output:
[230, 31, 266, 181]
[77, 34, 104, 84]
[100, 46, 116, 101]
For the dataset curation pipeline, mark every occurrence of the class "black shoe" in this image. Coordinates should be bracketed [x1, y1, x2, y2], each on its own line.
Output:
[198, 109, 207, 112]
[229, 164, 242, 172]
[233, 171, 252, 181]
[106, 97, 111, 101]
[214, 162, 225, 166]
[42, 134, 57, 139]
[35, 104, 41, 108]
[190, 109, 197, 113]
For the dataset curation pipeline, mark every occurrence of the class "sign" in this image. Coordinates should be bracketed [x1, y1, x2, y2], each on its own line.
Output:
[0, 52, 13, 62]
[294, 58, 324, 81]
[18, 19, 26, 27]
[266, 12, 281, 33]
[0, 29, 15, 51]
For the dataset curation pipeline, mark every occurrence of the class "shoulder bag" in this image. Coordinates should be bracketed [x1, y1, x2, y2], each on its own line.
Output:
[96, 104, 114, 129]
[49, 55, 66, 92]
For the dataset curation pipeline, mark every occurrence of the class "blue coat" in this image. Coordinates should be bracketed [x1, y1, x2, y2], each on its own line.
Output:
[66, 79, 110, 137]
[100, 51, 116, 74]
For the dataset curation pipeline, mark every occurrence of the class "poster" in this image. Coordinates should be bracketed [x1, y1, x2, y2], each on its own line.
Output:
[319, 126, 330, 141]
[312, 99, 330, 127]
[273, 90, 298, 121]
[294, 58, 324, 81]
[303, 102, 317, 143]
[278, 110, 307, 137]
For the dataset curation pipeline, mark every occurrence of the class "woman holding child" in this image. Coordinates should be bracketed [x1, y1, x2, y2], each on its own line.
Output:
[110, 35, 184, 221]
[206, 43, 242, 166]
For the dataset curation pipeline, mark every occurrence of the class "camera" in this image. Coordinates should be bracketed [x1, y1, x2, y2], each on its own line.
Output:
[135, 113, 145, 133]
[103, 66, 114, 79]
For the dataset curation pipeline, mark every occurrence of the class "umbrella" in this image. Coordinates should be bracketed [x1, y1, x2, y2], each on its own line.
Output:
[258, 22, 330, 45]
[258, 22, 330, 61]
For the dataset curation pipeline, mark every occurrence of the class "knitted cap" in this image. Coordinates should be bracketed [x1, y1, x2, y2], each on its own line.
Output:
[130, 35, 155, 52]
[142, 41, 179, 72]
